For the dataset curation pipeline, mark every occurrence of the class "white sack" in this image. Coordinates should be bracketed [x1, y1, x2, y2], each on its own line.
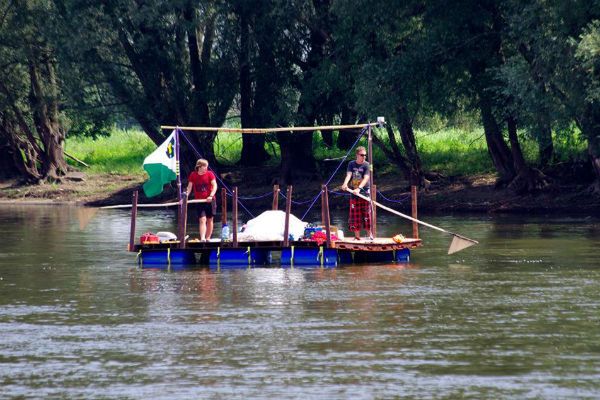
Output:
[237, 210, 307, 241]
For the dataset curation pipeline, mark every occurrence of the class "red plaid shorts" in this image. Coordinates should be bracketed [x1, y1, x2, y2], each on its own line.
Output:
[348, 197, 371, 232]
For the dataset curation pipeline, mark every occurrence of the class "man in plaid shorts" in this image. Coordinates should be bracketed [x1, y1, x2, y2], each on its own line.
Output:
[341, 146, 371, 240]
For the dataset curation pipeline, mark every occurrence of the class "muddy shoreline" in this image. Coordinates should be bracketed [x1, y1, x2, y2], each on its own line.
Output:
[1, 168, 598, 215]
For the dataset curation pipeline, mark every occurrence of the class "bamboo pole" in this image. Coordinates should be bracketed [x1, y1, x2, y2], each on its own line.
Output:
[179, 193, 188, 249]
[411, 185, 419, 239]
[372, 184, 378, 237]
[321, 186, 326, 225]
[283, 186, 293, 247]
[367, 124, 375, 238]
[221, 188, 228, 225]
[323, 185, 332, 248]
[160, 122, 380, 134]
[272, 184, 279, 210]
[128, 191, 138, 252]
[100, 199, 208, 209]
[64, 151, 89, 167]
[233, 187, 238, 247]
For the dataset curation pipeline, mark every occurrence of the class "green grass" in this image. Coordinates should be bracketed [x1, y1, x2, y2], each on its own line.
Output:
[65, 128, 155, 175]
[66, 125, 589, 178]
[415, 128, 494, 175]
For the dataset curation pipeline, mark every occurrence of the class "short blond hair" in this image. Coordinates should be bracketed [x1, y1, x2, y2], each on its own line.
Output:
[195, 159, 209, 169]
[355, 146, 366, 155]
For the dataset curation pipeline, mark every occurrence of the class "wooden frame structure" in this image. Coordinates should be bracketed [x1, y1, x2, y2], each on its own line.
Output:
[129, 121, 423, 266]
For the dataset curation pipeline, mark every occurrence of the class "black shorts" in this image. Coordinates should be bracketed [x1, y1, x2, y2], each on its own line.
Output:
[195, 201, 215, 218]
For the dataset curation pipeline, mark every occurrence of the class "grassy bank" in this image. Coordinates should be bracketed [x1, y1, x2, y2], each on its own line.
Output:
[65, 126, 588, 177]
[65, 129, 155, 175]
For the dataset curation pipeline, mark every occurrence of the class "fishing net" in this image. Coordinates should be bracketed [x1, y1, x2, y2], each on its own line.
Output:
[448, 235, 478, 254]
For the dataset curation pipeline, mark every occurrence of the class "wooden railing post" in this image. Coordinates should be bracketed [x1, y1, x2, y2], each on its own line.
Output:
[367, 124, 376, 239]
[221, 188, 228, 225]
[179, 192, 188, 248]
[283, 185, 293, 247]
[372, 184, 377, 238]
[323, 185, 332, 247]
[411, 185, 419, 239]
[272, 184, 279, 210]
[321, 185, 326, 226]
[233, 187, 238, 247]
[128, 190, 138, 252]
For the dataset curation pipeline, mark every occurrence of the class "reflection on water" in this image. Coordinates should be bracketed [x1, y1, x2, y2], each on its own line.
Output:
[0, 205, 599, 398]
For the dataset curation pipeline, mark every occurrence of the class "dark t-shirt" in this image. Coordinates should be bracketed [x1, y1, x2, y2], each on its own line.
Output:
[347, 160, 370, 192]
[188, 170, 216, 199]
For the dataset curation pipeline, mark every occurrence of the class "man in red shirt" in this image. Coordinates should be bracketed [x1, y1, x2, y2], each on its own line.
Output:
[186, 159, 217, 241]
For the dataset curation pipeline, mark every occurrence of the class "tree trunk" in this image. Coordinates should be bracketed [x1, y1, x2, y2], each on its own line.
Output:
[371, 123, 411, 179]
[239, 11, 269, 166]
[588, 133, 600, 194]
[581, 104, 600, 194]
[478, 94, 515, 184]
[336, 106, 359, 150]
[506, 117, 551, 194]
[28, 52, 68, 181]
[0, 142, 20, 179]
[0, 119, 43, 182]
[277, 132, 316, 185]
[536, 117, 554, 167]
[397, 106, 425, 186]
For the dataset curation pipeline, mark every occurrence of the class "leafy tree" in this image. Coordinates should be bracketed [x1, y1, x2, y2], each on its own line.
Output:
[55, 0, 238, 170]
[0, 0, 69, 182]
[331, 0, 429, 185]
[500, 0, 600, 192]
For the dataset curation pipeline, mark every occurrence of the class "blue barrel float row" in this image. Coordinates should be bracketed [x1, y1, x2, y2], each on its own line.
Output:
[137, 246, 411, 268]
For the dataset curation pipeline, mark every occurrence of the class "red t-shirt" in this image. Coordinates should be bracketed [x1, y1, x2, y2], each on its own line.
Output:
[188, 170, 216, 199]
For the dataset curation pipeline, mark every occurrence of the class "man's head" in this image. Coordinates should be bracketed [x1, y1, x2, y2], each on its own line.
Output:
[355, 146, 367, 162]
[195, 159, 209, 172]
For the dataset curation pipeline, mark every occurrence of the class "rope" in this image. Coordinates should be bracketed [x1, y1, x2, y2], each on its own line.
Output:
[300, 127, 368, 220]
[330, 190, 351, 197]
[279, 191, 320, 205]
[238, 191, 274, 201]
[299, 192, 323, 221]
[377, 191, 411, 204]
[179, 130, 255, 218]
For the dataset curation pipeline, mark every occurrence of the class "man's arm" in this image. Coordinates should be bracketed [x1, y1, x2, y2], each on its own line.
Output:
[186, 182, 193, 197]
[341, 171, 352, 191]
[353, 174, 370, 195]
[207, 179, 217, 201]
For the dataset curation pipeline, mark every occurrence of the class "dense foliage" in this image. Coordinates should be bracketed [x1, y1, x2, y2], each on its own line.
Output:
[1, 0, 599, 192]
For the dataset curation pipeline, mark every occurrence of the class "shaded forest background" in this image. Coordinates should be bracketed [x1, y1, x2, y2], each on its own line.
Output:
[1, 0, 599, 195]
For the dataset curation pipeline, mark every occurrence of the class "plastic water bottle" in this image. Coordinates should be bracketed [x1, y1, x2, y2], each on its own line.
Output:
[221, 224, 230, 242]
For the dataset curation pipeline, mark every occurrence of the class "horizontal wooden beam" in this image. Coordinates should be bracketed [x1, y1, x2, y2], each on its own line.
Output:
[160, 123, 379, 134]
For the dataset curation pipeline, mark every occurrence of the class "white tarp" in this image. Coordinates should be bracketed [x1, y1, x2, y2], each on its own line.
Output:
[237, 210, 307, 241]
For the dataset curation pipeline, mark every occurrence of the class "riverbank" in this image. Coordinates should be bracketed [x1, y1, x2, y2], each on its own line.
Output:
[1, 166, 598, 214]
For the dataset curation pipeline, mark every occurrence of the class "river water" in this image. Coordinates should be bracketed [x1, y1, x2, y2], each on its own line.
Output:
[0, 204, 599, 399]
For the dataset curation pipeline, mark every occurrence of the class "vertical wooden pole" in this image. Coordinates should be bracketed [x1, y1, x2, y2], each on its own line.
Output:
[323, 185, 332, 247]
[221, 187, 227, 225]
[179, 192, 188, 249]
[367, 124, 375, 238]
[233, 187, 238, 247]
[272, 184, 279, 210]
[411, 185, 419, 239]
[372, 184, 377, 238]
[128, 190, 138, 252]
[283, 185, 293, 247]
[320, 186, 326, 225]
